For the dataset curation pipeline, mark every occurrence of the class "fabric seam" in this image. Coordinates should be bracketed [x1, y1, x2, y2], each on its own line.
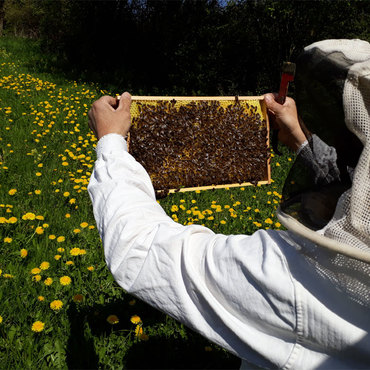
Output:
[281, 273, 304, 369]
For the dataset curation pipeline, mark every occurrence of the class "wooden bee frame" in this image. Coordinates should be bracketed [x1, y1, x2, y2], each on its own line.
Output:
[126, 96, 271, 195]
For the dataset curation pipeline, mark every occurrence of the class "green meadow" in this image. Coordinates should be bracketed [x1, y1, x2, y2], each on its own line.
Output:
[0, 37, 294, 369]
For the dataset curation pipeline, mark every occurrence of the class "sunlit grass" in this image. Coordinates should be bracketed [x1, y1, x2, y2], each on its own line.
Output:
[0, 37, 294, 369]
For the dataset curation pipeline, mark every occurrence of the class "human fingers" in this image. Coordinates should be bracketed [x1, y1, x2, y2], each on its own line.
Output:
[97, 95, 118, 110]
[88, 118, 97, 137]
[87, 108, 98, 135]
[264, 93, 284, 113]
[117, 92, 132, 113]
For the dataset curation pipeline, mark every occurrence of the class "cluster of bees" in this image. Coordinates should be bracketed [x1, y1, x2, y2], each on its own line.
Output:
[129, 99, 269, 194]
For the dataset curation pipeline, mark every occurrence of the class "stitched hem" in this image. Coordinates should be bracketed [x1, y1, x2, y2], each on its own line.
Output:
[282, 279, 304, 370]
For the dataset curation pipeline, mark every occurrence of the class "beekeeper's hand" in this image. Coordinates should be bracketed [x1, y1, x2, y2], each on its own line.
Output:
[88, 92, 132, 140]
[264, 93, 307, 151]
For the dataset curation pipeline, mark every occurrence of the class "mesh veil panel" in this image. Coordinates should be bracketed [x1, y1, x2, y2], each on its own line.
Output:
[279, 39, 370, 306]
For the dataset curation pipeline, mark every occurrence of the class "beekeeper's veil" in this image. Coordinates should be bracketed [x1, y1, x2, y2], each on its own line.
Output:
[277, 39, 370, 305]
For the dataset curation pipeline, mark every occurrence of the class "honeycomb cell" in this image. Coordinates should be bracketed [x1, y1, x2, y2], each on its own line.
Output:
[129, 98, 270, 195]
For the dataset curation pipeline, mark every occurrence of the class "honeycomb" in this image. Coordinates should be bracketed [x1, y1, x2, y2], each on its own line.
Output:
[128, 96, 270, 196]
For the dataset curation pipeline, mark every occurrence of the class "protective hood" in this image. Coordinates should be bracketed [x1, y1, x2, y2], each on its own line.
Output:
[277, 39, 370, 263]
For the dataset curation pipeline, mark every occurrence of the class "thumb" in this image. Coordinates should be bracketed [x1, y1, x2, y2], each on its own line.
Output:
[117, 92, 132, 113]
[264, 93, 282, 113]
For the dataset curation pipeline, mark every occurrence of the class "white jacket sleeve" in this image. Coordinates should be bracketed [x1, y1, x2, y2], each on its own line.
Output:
[87, 133, 298, 369]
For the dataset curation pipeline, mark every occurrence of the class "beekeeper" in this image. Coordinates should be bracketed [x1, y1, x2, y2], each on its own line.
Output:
[87, 39, 370, 369]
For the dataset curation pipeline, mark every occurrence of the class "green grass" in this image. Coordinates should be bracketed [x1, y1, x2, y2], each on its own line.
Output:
[0, 36, 294, 369]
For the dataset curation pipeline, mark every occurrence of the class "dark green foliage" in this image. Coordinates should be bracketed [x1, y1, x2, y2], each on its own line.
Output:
[2, 0, 369, 95]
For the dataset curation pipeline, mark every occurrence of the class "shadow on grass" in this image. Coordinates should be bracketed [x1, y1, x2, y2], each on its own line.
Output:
[66, 297, 240, 369]
[125, 332, 241, 370]
[66, 302, 99, 369]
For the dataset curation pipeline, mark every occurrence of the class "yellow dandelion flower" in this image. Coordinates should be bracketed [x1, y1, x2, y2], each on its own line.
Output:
[65, 213, 71, 218]
[0, 217, 6, 223]
[171, 205, 178, 213]
[50, 300, 63, 311]
[49, 234, 56, 240]
[60, 276, 71, 286]
[38, 296, 45, 301]
[66, 261, 74, 266]
[40, 261, 50, 270]
[35, 226, 44, 235]
[254, 209, 260, 213]
[4, 237, 12, 243]
[130, 315, 142, 324]
[57, 236, 65, 243]
[44, 277, 53, 286]
[7, 217, 17, 224]
[0, 315, 3, 324]
[107, 315, 119, 324]
[69, 198, 76, 204]
[35, 190, 41, 195]
[73, 294, 84, 303]
[36, 172, 42, 176]
[54, 254, 62, 260]
[57, 247, 65, 252]
[8, 189, 17, 195]
[275, 222, 281, 228]
[80, 222, 88, 228]
[31, 321, 45, 332]
[73, 229, 81, 234]
[42, 223, 49, 228]
[22, 212, 36, 220]
[135, 325, 143, 336]
[63, 192, 70, 197]
[31, 267, 41, 275]
[264, 218, 273, 225]
[87, 266, 94, 271]
[88, 225, 95, 229]
[220, 220, 226, 224]
[79, 249, 86, 255]
[70, 247, 80, 256]
[32, 274, 42, 282]
[20, 249, 28, 258]
[36, 215, 44, 220]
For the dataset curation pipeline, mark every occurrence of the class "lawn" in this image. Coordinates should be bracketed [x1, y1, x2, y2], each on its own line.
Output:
[0, 36, 294, 369]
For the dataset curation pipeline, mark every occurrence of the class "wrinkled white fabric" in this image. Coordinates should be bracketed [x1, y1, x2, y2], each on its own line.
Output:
[88, 134, 370, 369]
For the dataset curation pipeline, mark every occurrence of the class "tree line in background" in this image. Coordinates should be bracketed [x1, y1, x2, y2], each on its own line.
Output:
[1, 0, 369, 95]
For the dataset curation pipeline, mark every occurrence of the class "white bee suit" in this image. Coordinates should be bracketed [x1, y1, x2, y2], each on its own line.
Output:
[88, 133, 370, 369]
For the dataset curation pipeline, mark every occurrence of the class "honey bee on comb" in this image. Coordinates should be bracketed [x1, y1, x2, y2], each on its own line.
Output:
[128, 97, 271, 195]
